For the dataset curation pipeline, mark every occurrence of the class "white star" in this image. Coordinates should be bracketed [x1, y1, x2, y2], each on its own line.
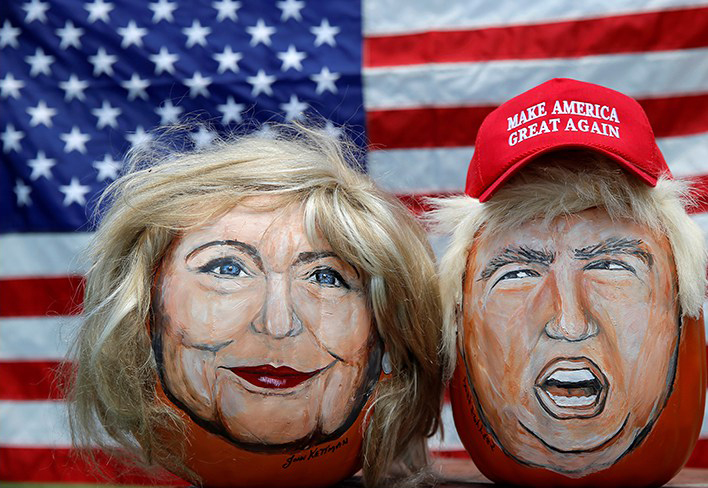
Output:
[246, 19, 276, 47]
[85, 0, 114, 23]
[27, 100, 57, 127]
[126, 126, 153, 149]
[14, 180, 32, 207]
[56, 20, 84, 49]
[0, 20, 21, 48]
[28, 150, 56, 180]
[217, 96, 244, 124]
[25, 47, 54, 77]
[246, 69, 276, 96]
[311, 66, 340, 94]
[212, 0, 240, 21]
[184, 72, 211, 98]
[121, 73, 150, 101]
[91, 100, 121, 129]
[93, 154, 121, 181]
[88, 47, 117, 76]
[22, 0, 49, 23]
[213, 46, 242, 74]
[2, 124, 24, 153]
[149, 0, 177, 22]
[60, 126, 90, 153]
[323, 120, 343, 139]
[155, 99, 183, 124]
[0, 74, 25, 99]
[117, 20, 147, 48]
[277, 0, 304, 21]
[311, 18, 339, 47]
[59, 177, 91, 206]
[277, 44, 306, 71]
[149, 47, 179, 75]
[59, 74, 89, 102]
[191, 126, 216, 149]
[280, 94, 308, 121]
[182, 20, 211, 48]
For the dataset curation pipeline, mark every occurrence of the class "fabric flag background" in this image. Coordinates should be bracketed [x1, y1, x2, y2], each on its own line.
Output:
[2, 0, 708, 483]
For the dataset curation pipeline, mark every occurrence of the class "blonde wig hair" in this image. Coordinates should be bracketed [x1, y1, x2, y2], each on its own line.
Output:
[429, 150, 707, 375]
[67, 123, 444, 487]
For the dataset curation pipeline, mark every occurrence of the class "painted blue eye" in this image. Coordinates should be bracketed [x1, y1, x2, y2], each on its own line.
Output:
[215, 263, 243, 276]
[584, 259, 635, 273]
[491, 268, 540, 289]
[198, 258, 247, 277]
[309, 268, 349, 288]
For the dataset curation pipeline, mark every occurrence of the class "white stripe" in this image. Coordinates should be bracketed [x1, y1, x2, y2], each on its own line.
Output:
[364, 48, 708, 110]
[0, 317, 80, 360]
[0, 401, 71, 447]
[365, 0, 708, 35]
[700, 395, 708, 438]
[0, 233, 92, 277]
[660, 133, 708, 178]
[428, 401, 464, 451]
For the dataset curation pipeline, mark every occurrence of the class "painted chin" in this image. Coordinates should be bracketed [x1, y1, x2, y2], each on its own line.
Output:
[221, 362, 335, 395]
[534, 357, 608, 419]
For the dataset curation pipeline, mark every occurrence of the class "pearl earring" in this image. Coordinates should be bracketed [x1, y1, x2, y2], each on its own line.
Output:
[381, 351, 392, 374]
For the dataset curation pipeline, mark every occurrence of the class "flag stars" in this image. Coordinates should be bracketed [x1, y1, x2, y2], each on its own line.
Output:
[59, 74, 89, 102]
[212, 0, 240, 21]
[0, 20, 21, 49]
[213, 46, 242, 73]
[184, 72, 211, 98]
[85, 0, 114, 23]
[121, 73, 150, 100]
[182, 20, 211, 48]
[22, 0, 49, 23]
[59, 177, 91, 206]
[126, 126, 153, 149]
[277, 0, 305, 21]
[56, 20, 83, 49]
[61, 126, 91, 153]
[247, 69, 276, 96]
[93, 154, 122, 181]
[89, 47, 117, 76]
[280, 94, 308, 121]
[28, 150, 56, 180]
[311, 66, 340, 94]
[277, 45, 306, 71]
[311, 18, 339, 47]
[25, 47, 55, 77]
[155, 99, 183, 124]
[27, 100, 57, 127]
[217, 96, 245, 124]
[118, 20, 148, 48]
[14, 180, 32, 207]
[92, 100, 121, 129]
[191, 127, 216, 149]
[150, 47, 179, 75]
[2, 124, 24, 153]
[0, 74, 25, 99]
[246, 19, 276, 47]
[149, 0, 177, 23]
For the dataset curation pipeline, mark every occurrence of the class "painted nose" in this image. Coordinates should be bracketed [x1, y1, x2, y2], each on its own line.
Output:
[251, 275, 304, 338]
[543, 270, 598, 342]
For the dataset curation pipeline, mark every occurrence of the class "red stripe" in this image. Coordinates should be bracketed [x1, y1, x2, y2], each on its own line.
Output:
[365, 7, 708, 67]
[0, 275, 83, 317]
[367, 94, 708, 150]
[431, 449, 471, 459]
[0, 360, 65, 400]
[0, 446, 187, 484]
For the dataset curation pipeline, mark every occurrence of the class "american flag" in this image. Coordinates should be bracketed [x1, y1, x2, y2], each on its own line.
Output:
[2, 0, 708, 483]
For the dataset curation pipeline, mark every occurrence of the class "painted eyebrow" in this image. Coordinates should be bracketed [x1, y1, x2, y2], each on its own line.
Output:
[573, 237, 654, 268]
[185, 240, 264, 271]
[293, 251, 360, 279]
[478, 246, 555, 281]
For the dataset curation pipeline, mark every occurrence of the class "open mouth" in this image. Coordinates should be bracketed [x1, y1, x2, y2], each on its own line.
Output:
[535, 357, 608, 419]
[227, 364, 325, 390]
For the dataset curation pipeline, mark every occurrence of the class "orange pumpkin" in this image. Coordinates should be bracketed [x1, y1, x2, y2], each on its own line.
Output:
[451, 313, 706, 487]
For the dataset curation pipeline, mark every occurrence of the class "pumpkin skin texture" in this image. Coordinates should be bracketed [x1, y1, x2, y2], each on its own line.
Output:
[450, 210, 706, 486]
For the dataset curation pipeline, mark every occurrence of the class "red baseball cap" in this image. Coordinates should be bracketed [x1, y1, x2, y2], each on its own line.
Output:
[465, 78, 671, 202]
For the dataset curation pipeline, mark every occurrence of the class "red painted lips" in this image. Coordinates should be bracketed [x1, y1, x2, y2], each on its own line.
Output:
[229, 365, 322, 389]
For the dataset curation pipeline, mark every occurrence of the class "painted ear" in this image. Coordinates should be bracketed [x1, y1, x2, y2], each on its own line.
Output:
[381, 351, 392, 375]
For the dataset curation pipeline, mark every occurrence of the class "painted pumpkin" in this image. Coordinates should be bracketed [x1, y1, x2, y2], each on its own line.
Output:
[450, 208, 707, 487]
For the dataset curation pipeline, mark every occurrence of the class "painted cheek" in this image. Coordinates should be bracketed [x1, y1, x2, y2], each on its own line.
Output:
[199, 281, 265, 342]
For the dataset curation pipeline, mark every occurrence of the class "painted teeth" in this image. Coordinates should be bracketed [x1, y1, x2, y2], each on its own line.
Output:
[548, 393, 597, 407]
[547, 368, 595, 383]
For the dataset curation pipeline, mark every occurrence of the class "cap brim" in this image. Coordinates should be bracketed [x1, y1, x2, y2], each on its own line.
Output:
[477, 143, 659, 203]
